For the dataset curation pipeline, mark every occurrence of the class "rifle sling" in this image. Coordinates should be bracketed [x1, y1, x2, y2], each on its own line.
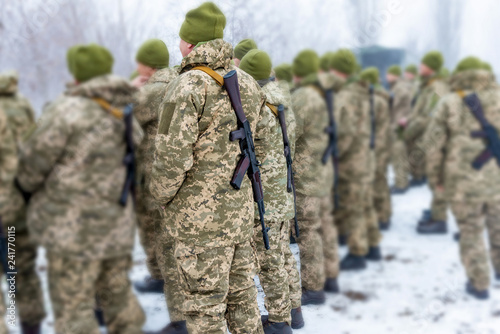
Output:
[266, 102, 279, 117]
[92, 98, 124, 120]
[191, 66, 224, 87]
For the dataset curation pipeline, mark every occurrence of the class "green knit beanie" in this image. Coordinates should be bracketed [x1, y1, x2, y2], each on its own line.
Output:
[330, 49, 357, 75]
[274, 63, 292, 83]
[234, 39, 257, 60]
[66, 45, 79, 75]
[405, 64, 417, 75]
[387, 65, 401, 76]
[455, 56, 483, 73]
[69, 44, 114, 82]
[136, 39, 169, 69]
[360, 67, 380, 85]
[439, 67, 450, 78]
[292, 49, 319, 78]
[179, 2, 226, 45]
[421, 51, 444, 72]
[239, 49, 272, 81]
[482, 61, 493, 72]
[320, 52, 335, 71]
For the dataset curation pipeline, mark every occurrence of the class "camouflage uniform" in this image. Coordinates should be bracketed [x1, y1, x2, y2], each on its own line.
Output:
[0, 71, 46, 327]
[334, 80, 379, 256]
[0, 107, 17, 334]
[149, 39, 264, 334]
[389, 78, 413, 189]
[291, 74, 334, 291]
[373, 86, 392, 224]
[425, 69, 500, 291]
[17, 75, 145, 334]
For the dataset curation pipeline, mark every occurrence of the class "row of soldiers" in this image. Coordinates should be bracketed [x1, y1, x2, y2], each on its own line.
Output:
[0, 1, 499, 334]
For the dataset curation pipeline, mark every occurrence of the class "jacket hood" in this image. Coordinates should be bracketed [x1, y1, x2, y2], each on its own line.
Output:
[66, 74, 137, 107]
[148, 67, 180, 85]
[0, 70, 19, 95]
[318, 72, 346, 93]
[449, 69, 494, 92]
[262, 80, 289, 106]
[374, 85, 390, 100]
[180, 39, 233, 73]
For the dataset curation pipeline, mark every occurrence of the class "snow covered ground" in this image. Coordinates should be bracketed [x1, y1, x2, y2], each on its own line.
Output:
[5, 172, 500, 334]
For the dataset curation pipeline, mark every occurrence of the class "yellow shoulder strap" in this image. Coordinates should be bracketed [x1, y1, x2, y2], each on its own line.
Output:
[265, 102, 278, 117]
[92, 98, 123, 119]
[191, 66, 224, 87]
[456, 90, 467, 98]
[311, 85, 325, 98]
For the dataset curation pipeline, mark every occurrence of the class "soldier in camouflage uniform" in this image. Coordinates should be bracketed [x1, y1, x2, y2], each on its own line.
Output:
[331, 50, 380, 271]
[387, 65, 414, 193]
[149, 3, 265, 333]
[290, 49, 334, 305]
[0, 106, 17, 334]
[17, 44, 145, 334]
[239, 49, 295, 333]
[0, 70, 46, 334]
[274, 63, 293, 88]
[404, 51, 450, 234]
[424, 57, 500, 300]
[404, 64, 419, 97]
[233, 39, 257, 67]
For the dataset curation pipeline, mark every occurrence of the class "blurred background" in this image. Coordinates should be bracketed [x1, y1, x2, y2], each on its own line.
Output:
[1, 0, 499, 113]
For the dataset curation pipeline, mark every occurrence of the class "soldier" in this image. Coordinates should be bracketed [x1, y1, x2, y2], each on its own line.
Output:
[361, 67, 392, 231]
[331, 50, 380, 271]
[424, 57, 500, 299]
[149, 3, 265, 333]
[404, 64, 419, 97]
[17, 44, 145, 334]
[0, 106, 17, 334]
[233, 38, 257, 67]
[0, 70, 46, 334]
[387, 65, 414, 194]
[404, 51, 450, 234]
[239, 49, 295, 333]
[290, 49, 334, 305]
[274, 63, 293, 90]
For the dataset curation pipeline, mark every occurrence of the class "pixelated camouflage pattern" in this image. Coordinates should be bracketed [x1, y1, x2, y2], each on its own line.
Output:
[17, 74, 143, 260]
[389, 79, 413, 131]
[48, 253, 145, 334]
[284, 220, 301, 309]
[0, 107, 18, 223]
[320, 195, 339, 279]
[318, 72, 346, 93]
[150, 39, 266, 248]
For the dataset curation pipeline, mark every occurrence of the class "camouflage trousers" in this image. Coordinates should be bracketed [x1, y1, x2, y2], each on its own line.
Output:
[430, 188, 447, 222]
[47, 253, 145, 334]
[321, 195, 339, 279]
[136, 187, 162, 279]
[451, 200, 500, 291]
[374, 165, 392, 224]
[156, 227, 184, 322]
[407, 140, 426, 181]
[391, 139, 410, 189]
[285, 221, 301, 309]
[174, 240, 263, 334]
[254, 220, 291, 323]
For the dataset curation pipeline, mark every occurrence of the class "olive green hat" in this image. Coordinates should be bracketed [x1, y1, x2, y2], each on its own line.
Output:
[439, 67, 450, 78]
[66, 45, 79, 75]
[274, 63, 292, 83]
[482, 61, 493, 72]
[69, 44, 114, 82]
[320, 52, 335, 72]
[234, 39, 257, 60]
[292, 49, 319, 78]
[179, 2, 226, 45]
[455, 56, 483, 73]
[421, 51, 444, 72]
[405, 64, 417, 75]
[360, 67, 380, 85]
[330, 49, 357, 75]
[239, 49, 272, 81]
[136, 39, 169, 69]
[387, 65, 401, 76]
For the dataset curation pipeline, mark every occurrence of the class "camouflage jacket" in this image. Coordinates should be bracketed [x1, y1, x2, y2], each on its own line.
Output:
[373, 86, 391, 172]
[149, 39, 266, 247]
[425, 69, 500, 203]
[17, 75, 143, 259]
[257, 80, 295, 222]
[133, 68, 178, 204]
[291, 74, 333, 198]
[318, 72, 346, 93]
[405, 76, 449, 143]
[334, 80, 372, 182]
[0, 107, 19, 224]
[389, 79, 413, 133]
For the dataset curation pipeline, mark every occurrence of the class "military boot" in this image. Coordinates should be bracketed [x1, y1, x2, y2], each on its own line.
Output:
[94, 308, 105, 326]
[21, 323, 41, 334]
[390, 186, 407, 195]
[134, 276, 164, 293]
[144, 321, 188, 334]
[338, 234, 348, 246]
[465, 281, 489, 300]
[301, 288, 325, 305]
[365, 246, 382, 261]
[379, 221, 391, 231]
[262, 319, 293, 334]
[416, 220, 447, 234]
[340, 253, 367, 271]
[496, 272, 500, 281]
[417, 210, 432, 227]
[324, 277, 339, 293]
[454, 232, 460, 241]
[291, 307, 305, 329]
